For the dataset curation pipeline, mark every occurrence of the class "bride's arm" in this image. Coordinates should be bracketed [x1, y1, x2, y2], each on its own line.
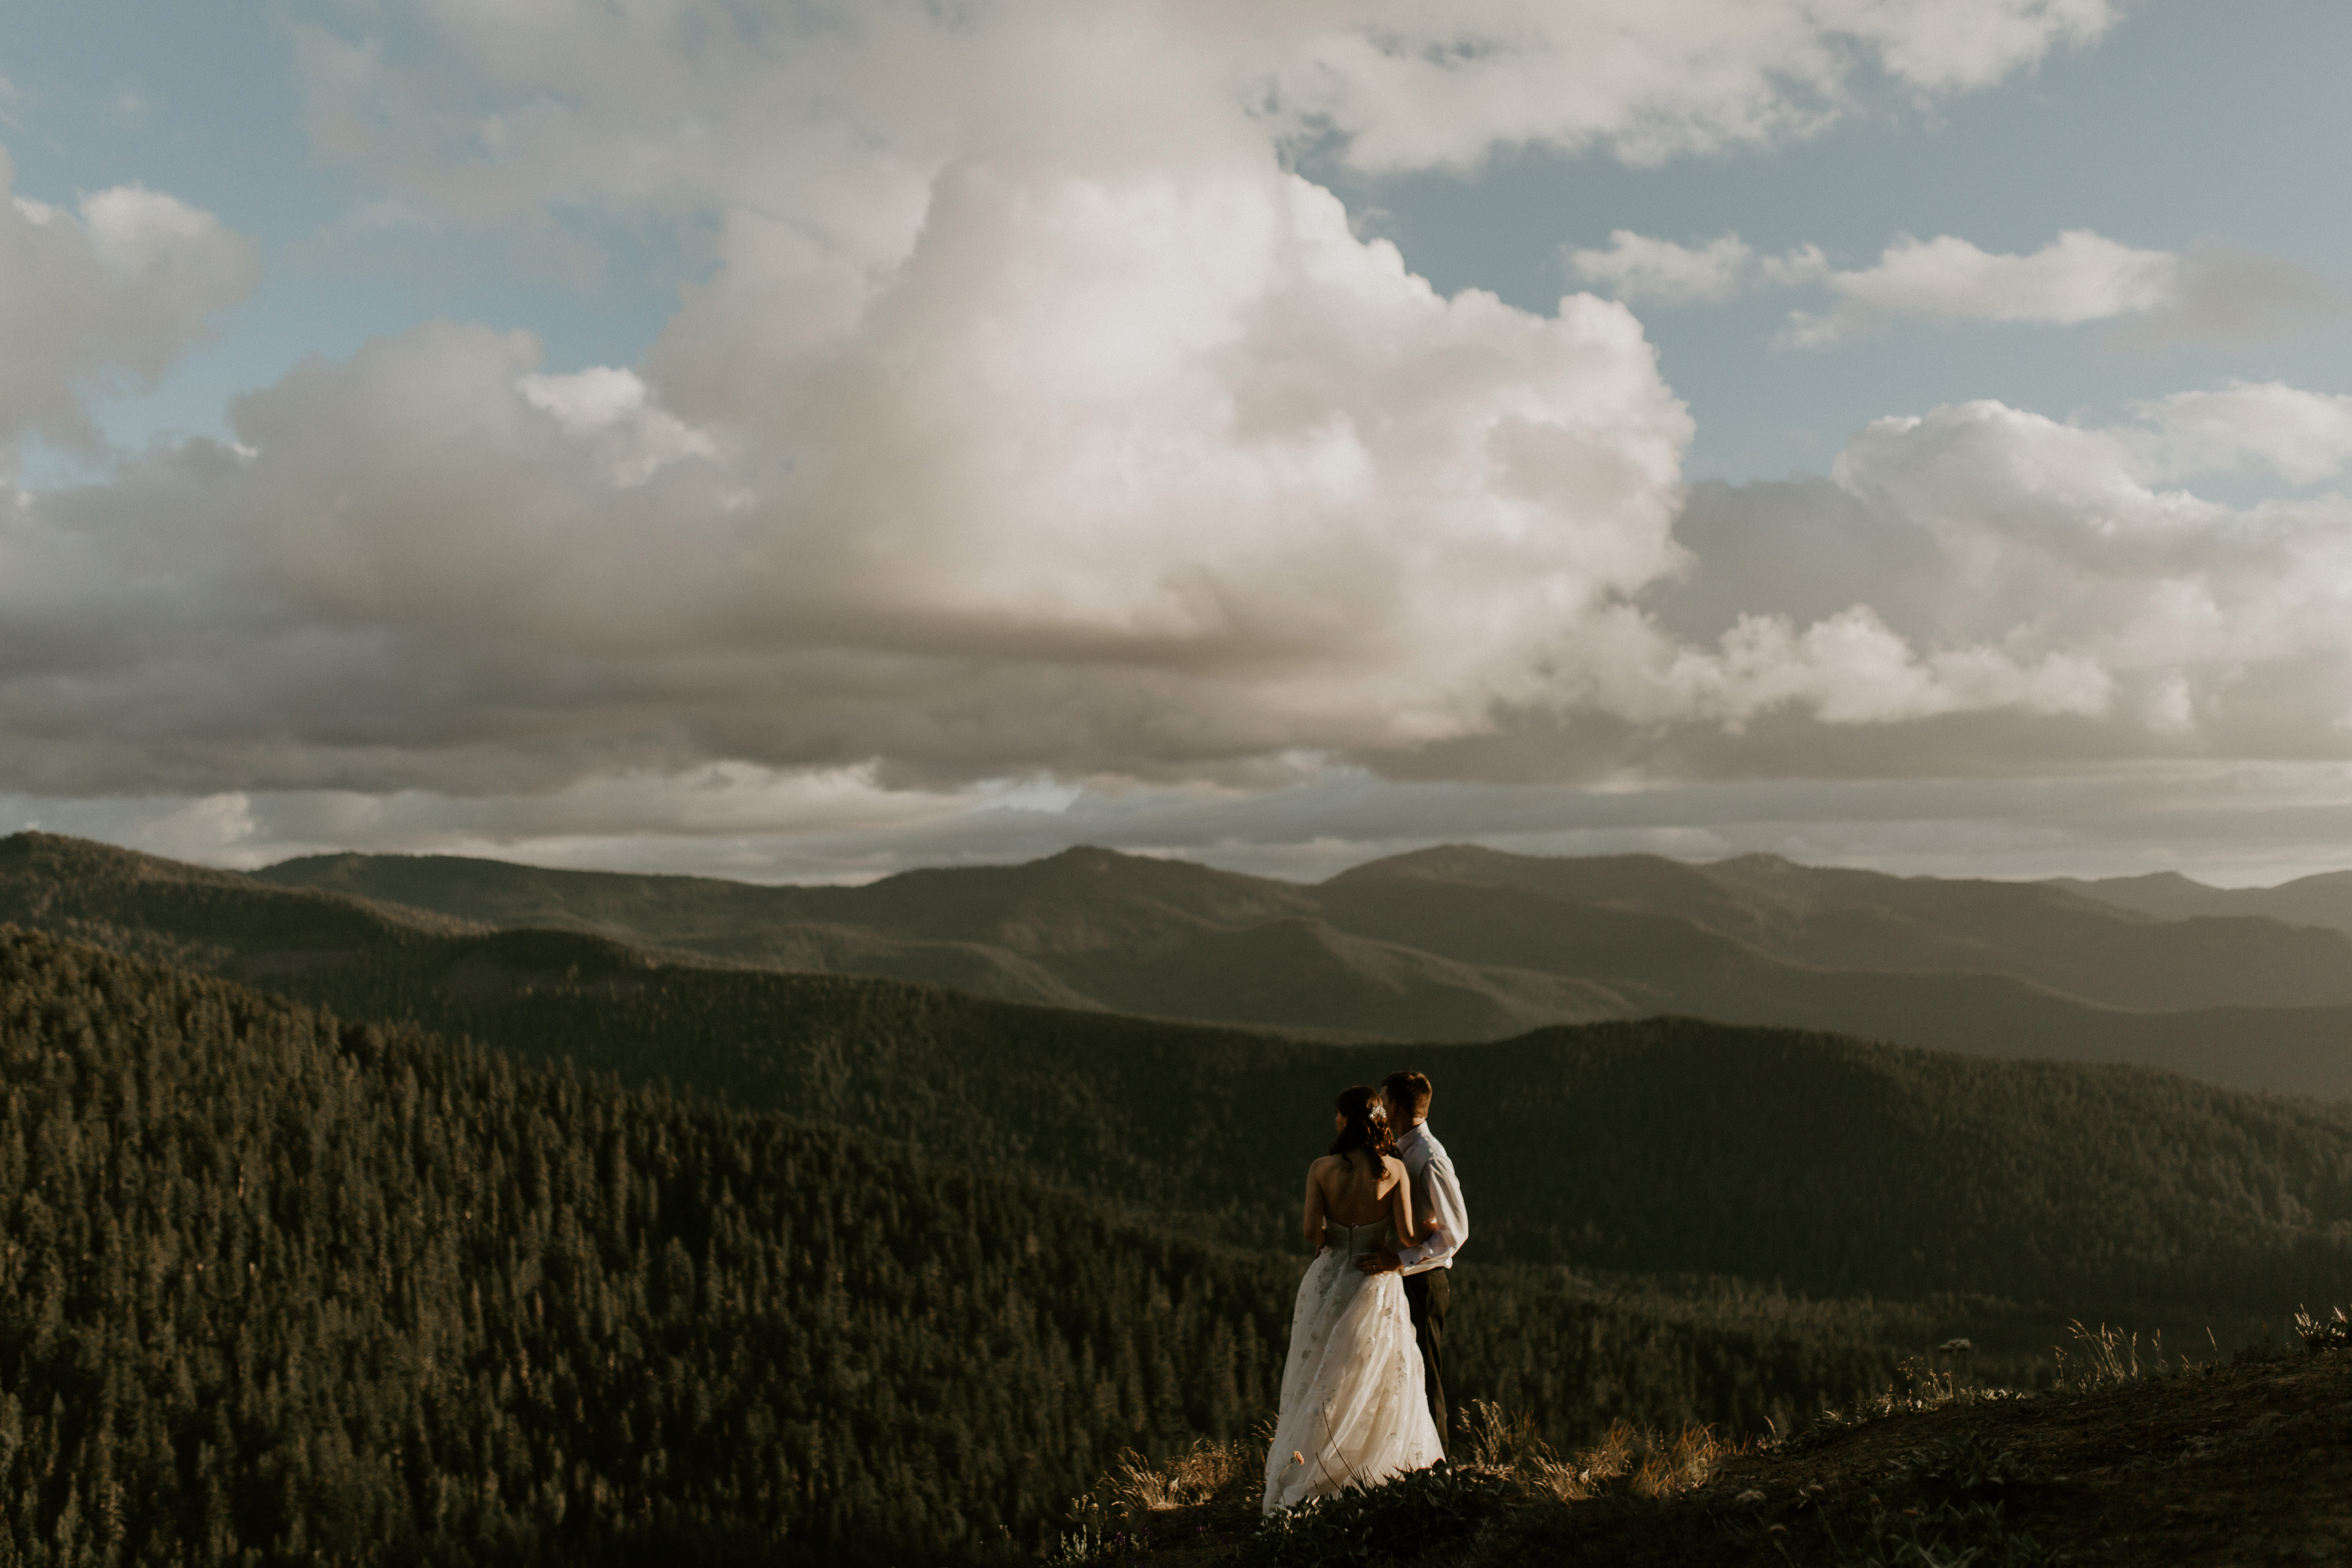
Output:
[1387, 1156, 1419, 1245]
[1301, 1160, 1330, 1250]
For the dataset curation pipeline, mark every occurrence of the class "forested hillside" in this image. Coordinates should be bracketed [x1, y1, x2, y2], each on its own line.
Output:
[0, 926, 1292, 1562]
[0, 925, 1940, 1565]
[8, 834, 2352, 1323]
[243, 835, 2352, 1096]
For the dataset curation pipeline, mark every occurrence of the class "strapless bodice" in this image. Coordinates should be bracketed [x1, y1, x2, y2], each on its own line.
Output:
[1321, 1218, 1396, 1260]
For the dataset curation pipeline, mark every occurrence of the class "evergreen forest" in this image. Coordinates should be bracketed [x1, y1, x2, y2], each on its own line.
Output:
[0, 927, 1927, 1564]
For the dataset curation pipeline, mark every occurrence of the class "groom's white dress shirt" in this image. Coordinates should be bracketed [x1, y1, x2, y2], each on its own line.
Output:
[1393, 1122, 1468, 1275]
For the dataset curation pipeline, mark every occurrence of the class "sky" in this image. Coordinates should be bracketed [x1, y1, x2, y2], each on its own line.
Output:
[4, 0, 2352, 887]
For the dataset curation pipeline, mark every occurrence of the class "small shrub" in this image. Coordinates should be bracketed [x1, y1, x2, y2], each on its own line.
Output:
[1044, 1502, 1152, 1568]
[1796, 1357, 2029, 1449]
[1812, 1436, 2059, 1568]
[1828, 1498, 2066, 1568]
[1245, 1462, 1513, 1567]
[1887, 1432, 2040, 1506]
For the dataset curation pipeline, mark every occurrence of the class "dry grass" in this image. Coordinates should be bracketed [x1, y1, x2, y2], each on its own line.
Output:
[1073, 1399, 1746, 1548]
[2294, 1303, 2351, 1351]
[1446, 1400, 1753, 1505]
[1806, 1316, 2220, 1452]
[1105, 1437, 1262, 1515]
[1456, 1400, 1550, 1471]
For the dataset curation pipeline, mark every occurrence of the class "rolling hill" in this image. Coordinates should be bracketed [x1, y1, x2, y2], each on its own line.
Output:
[243, 836, 2352, 1098]
[8, 832, 2352, 1323]
[2053, 866, 2352, 937]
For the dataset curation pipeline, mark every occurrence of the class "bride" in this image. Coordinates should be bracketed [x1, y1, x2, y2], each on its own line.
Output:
[1261, 1086, 1445, 1514]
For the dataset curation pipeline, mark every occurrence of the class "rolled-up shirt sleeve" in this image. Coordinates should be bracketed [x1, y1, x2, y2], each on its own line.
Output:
[1398, 1147, 1468, 1274]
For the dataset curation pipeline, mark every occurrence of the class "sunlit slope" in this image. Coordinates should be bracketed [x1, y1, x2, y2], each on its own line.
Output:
[252, 838, 2352, 1091]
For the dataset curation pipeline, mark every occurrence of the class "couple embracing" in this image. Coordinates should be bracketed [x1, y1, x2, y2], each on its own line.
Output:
[1262, 1070, 1470, 1515]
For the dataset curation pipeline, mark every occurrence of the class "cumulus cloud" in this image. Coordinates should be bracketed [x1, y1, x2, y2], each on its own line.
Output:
[0, 147, 258, 461]
[4, 205, 1700, 794]
[1644, 393, 2352, 778]
[7, 0, 2285, 852]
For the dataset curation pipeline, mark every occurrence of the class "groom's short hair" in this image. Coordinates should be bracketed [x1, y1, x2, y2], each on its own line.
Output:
[1381, 1071, 1432, 1118]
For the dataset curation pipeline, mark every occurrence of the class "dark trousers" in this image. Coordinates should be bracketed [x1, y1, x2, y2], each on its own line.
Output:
[1402, 1267, 1450, 1459]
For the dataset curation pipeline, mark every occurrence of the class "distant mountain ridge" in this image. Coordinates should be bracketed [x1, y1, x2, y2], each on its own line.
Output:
[245, 837, 2352, 1098]
[2053, 867, 2352, 936]
[8, 828, 2352, 1098]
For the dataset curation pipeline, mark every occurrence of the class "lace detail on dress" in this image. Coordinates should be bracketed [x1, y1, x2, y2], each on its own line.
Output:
[1260, 1219, 1443, 1515]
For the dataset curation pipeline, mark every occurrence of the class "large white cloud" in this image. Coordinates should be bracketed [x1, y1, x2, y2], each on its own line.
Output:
[8, 195, 1702, 793]
[1650, 394, 2352, 770]
[12, 0, 2282, 838]
[0, 147, 258, 463]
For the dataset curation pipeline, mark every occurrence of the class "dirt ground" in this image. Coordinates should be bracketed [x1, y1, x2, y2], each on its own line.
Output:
[1094, 1348, 2352, 1566]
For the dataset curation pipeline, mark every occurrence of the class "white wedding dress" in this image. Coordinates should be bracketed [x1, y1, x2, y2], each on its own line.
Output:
[1261, 1217, 1445, 1515]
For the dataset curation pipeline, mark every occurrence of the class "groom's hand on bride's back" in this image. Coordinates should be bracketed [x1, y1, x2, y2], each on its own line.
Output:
[1355, 1247, 1401, 1275]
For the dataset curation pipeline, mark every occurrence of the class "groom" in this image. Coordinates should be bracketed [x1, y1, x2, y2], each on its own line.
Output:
[1357, 1069, 1468, 1458]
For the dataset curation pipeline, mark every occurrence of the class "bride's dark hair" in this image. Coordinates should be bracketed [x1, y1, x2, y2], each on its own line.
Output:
[1328, 1085, 1395, 1172]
